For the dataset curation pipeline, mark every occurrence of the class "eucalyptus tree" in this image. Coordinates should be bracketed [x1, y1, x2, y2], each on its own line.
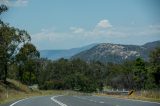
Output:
[16, 43, 40, 85]
[0, 5, 30, 83]
[149, 47, 160, 87]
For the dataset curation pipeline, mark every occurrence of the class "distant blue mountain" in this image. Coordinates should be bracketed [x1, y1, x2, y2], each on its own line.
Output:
[40, 43, 97, 60]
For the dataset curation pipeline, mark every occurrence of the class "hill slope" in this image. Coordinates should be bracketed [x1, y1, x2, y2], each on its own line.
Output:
[72, 40, 160, 63]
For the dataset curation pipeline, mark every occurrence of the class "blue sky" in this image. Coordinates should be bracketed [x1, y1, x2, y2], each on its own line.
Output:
[1, 0, 160, 50]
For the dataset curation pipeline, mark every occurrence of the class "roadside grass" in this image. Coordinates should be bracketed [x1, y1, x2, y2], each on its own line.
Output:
[94, 90, 160, 103]
[0, 89, 83, 104]
[0, 79, 89, 104]
[128, 90, 160, 102]
[0, 79, 159, 104]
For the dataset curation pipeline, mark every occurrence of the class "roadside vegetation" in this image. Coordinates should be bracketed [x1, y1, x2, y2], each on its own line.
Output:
[0, 5, 160, 104]
[94, 90, 160, 102]
[0, 79, 88, 104]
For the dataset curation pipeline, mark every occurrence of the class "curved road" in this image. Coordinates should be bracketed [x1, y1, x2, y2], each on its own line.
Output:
[1, 95, 160, 106]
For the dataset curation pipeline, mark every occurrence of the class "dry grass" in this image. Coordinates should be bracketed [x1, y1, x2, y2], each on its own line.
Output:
[139, 90, 160, 99]
[0, 79, 30, 104]
[0, 90, 89, 104]
[94, 90, 160, 103]
[0, 79, 88, 104]
[0, 79, 159, 104]
[128, 90, 160, 102]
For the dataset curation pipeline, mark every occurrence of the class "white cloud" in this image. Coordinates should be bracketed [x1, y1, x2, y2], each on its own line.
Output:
[138, 25, 160, 36]
[0, 0, 28, 7]
[31, 28, 88, 49]
[70, 27, 85, 34]
[31, 20, 160, 49]
[96, 19, 112, 28]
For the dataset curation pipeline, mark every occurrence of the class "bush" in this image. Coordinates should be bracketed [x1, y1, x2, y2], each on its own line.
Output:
[40, 80, 65, 90]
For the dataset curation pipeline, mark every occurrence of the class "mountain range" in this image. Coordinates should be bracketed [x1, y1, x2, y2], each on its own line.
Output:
[40, 43, 97, 60]
[40, 40, 160, 63]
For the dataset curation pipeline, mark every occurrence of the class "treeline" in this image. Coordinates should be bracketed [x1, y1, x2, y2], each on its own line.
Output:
[36, 59, 106, 92]
[0, 5, 160, 92]
[36, 53, 160, 91]
[8, 51, 160, 92]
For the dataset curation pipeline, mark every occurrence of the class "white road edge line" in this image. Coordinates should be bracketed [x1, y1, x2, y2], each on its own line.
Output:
[51, 95, 67, 106]
[93, 95, 160, 104]
[10, 98, 29, 106]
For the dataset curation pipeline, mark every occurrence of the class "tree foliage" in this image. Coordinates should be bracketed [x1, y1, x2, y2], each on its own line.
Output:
[0, 5, 30, 83]
[16, 43, 40, 85]
[149, 47, 160, 87]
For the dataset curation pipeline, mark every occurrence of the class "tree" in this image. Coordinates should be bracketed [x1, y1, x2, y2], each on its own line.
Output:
[120, 61, 135, 89]
[0, 5, 8, 82]
[89, 61, 106, 91]
[16, 43, 40, 85]
[0, 5, 31, 83]
[0, 5, 7, 14]
[133, 58, 147, 89]
[149, 47, 160, 87]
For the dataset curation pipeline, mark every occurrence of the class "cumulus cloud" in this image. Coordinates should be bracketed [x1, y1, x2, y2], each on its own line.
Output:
[96, 19, 112, 28]
[0, 0, 28, 7]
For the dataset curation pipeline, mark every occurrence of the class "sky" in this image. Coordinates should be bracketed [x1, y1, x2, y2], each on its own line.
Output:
[0, 0, 160, 50]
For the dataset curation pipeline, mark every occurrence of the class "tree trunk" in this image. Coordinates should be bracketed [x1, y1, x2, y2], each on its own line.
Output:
[29, 71, 31, 85]
[4, 62, 7, 84]
[19, 65, 23, 82]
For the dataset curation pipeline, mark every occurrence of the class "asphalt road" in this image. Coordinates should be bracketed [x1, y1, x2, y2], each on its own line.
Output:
[1, 95, 160, 106]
